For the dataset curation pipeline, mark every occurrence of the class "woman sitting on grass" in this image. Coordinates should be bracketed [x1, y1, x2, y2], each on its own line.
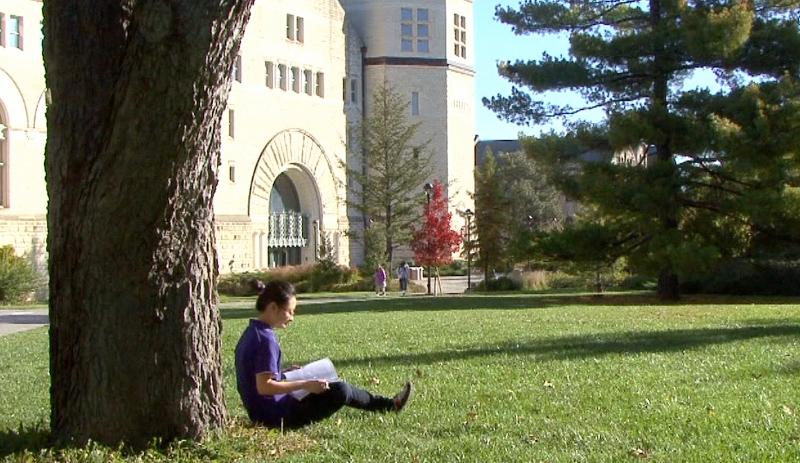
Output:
[234, 279, 412, 429]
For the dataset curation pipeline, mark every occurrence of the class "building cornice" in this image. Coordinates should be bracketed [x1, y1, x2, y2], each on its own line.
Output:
[364, 56, 475, 76]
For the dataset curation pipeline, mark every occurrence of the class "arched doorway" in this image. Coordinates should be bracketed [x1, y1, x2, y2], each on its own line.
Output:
[248, 129, 344, 268]
[267, 172, 304, 267]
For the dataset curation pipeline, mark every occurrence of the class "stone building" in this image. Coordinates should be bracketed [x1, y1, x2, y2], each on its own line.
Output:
[0, 0, 475, 273]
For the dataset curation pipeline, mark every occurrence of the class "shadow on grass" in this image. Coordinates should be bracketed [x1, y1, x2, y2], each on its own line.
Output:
[0, 423, 51, 458]
[220, 293, 800, 320]
[334, 323, 800, 368]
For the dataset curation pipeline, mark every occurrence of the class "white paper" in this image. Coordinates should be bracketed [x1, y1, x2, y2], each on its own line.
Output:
[283, 357, 339, 400]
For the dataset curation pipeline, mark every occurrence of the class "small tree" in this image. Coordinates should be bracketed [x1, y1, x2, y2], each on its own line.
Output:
[472, 151, 511, 283]
[343, 84, 434, 266]
[411, 181, 462, 294]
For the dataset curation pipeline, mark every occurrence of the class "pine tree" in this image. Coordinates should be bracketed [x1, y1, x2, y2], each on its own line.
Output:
[472, 151, 511, 283]
[486, 0, 800, 299]
[344, 84, 434, 267]
[411, 181, 462, 294]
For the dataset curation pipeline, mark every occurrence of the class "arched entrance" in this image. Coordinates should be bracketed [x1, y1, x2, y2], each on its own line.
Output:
[248, 129, 344, 268]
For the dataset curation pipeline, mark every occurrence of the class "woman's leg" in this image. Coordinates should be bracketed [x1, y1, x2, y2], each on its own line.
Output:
[284, 381, 394, 428]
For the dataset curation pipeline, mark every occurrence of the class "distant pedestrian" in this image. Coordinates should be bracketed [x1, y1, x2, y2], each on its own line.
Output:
[374, 265, 387, 296]
[396, 261, 410, 295]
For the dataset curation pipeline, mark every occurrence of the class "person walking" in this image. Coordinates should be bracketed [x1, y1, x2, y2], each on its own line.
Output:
[234, 280, 412, 429]
[374, 264, 387, 296]
[397, 261, 410, 295]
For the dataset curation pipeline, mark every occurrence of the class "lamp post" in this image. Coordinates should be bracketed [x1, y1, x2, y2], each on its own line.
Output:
[423, 182, 433, 295]
[312, 219, 319, 261]
[464, 208, 473, 292]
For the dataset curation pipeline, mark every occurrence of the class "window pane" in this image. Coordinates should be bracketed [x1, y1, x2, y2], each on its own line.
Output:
[304, 70, 312, 94]
[454, 29, 459, 41]
[279, 65, 287, 90]
[286, 15, 294, 40]
[461, 31, 466, 43]
[401, 23, 412, 36]
[461, 16, 466, 28]
[291, 67, 300, 92]
[417, 24, 428, 37]
[417, 39, 429, 53]
[417, 8, 428, 22]
[401, 39, 413, 52]
[296, 17, 304, 43]
[461, 46, 467, 58]
[265, 62, 274, 88]
[454, 13, 459, 25]
[401, 8, 412, 21]
[316, 72, 324, 97]
[411, 91, 419, 116]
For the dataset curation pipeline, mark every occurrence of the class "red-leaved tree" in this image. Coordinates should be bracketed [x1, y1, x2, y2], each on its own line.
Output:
[411, 181, 462, 294]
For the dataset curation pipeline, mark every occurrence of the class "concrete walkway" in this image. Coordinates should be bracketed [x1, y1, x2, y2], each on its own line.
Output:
[0, 309, 49, 337]
[0, 275, 486, 337]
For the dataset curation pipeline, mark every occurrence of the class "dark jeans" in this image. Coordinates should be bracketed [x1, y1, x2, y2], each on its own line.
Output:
[282, 381, 393, 428]
[399, 278, 408, 291]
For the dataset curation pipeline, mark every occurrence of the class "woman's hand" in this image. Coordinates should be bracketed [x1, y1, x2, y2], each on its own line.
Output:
[304, 379, 330, 394]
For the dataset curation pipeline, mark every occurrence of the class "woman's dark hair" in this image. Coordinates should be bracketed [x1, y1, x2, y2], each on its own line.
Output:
[252, 280, 296, 312]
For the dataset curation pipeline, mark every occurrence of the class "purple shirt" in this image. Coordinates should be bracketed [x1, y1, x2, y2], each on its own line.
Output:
[234, 319, 295, 426]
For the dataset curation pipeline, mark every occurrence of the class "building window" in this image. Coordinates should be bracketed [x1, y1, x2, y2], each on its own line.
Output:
[228, 110, 235, 138]
[315, 72, 325, 97]
[265, 61, 274, 88]
[286, 14, 304, 43]
[9, 15, 23, 50]
[343, 77, 347, 102]
[400, 8, 429, 53]
[286, 14, 295, 40]
[454, 14, 467, 59]
[233, 55, 242, 82]
[303, 70, 313, 95]
[228, 163, 236, 183]
[411, 91, 419, 116]
[296, 17, 304, 43]
[350, 79, 357, 103]
[278, 64, 287, 90]
[0, 14, 5, 48]
[291, 67, 300, 93]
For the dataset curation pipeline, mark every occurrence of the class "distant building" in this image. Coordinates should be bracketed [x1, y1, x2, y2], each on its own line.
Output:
[0, 0, 475, 273]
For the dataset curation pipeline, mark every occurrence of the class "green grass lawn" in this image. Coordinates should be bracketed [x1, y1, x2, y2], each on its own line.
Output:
[2, 293, 800, 462]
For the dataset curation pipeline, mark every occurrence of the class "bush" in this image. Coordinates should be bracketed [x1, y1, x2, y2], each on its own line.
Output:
[308, 261, 359, 291]
[437, 260, 467, 276]
[217, 262, 361, 296]
[0, 245, 40, 303]
[217, 264, 316, 296]
[681, 259, 800, 296]
[475, 276, 522, 292]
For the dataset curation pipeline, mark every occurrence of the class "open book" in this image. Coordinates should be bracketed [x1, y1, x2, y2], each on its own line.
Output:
[283, 357, 339, 400]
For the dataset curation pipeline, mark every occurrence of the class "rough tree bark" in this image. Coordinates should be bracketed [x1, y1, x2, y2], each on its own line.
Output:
[43, 0, 255, 446]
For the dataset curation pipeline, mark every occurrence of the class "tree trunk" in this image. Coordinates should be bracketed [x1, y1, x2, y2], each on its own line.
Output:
[44, 0, 255, 447]
[657, 268, 680, 300]
[650, 0, 681, 301]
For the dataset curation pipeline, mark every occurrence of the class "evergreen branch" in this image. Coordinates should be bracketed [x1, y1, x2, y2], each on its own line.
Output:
[683, 180, 745, 196]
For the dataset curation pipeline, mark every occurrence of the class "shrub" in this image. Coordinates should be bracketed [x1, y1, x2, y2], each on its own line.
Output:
[308, 261, 359, 291]
[437, 260, 467, 276]
[681, 259, 800, 296]
[475, 276, 522, 292]
[217, 264, 316, 296]
[520, 270, 549, 291]
[0, 245, 40, 303]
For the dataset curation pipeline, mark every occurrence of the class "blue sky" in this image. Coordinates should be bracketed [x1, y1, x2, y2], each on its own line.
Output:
[474, 1, 720, 141]
[474, 1, 568, 141]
